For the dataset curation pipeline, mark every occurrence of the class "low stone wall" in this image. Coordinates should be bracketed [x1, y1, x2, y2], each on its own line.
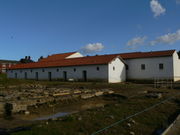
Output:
[0, 84, 114, 114]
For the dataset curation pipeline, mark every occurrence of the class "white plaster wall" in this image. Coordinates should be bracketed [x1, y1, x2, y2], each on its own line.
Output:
[66, 52, 83, 59]
[172, 51, 180, 81]
[108, 58, 126, 83]
[7, 64, 108, 81]
[125, 56, 174, 80]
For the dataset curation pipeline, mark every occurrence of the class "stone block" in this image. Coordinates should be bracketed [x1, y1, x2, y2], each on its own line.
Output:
[95, 91, 104, 96]
[81, 93, 95, 99]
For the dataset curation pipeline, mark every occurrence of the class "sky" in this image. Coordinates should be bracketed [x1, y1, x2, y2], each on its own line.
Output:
[0, 0, 180, 61]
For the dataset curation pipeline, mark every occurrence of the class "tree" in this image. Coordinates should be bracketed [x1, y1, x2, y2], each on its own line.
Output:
[38, 56, 44, 62]
[19, 56, 34, 63]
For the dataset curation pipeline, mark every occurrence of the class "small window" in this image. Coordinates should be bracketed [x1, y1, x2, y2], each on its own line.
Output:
[141, 64, 145, 70]
[42, 69, 45, 72]
[159, 63, 164, 70]
[97, 67, 99, 71]
[113, 66, 115, 71]
[20, 70, 22, 73]
[31, 69, 33, 72]
[56, 69, 59, 72]
[11, 70, 13, 73]
[74, 68, 76, 72]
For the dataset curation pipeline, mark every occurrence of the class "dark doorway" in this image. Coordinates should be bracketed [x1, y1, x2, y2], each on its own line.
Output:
[63, 71, 67, 81]
[15, 73, 17, 79]
[24, 72, 27, 79]
[48, 72, 52, 81]
[35, 72, 38, 81]
[82, 70, 87, 81]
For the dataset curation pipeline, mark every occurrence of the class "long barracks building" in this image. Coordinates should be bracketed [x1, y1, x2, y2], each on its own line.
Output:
[7, 50, 180, 83]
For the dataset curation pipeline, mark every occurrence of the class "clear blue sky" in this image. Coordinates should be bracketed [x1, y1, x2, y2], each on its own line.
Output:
[0, 0, 180, 61]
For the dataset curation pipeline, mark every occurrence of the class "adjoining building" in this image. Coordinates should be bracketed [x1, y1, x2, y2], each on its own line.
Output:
[7, 50, 180, 83]
[7, 52, 126, 83]
[0, 60, 19, 73]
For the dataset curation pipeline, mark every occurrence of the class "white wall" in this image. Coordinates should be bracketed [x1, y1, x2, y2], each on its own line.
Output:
[125, 56, 174, 80]
[173, 51, 180, 81]
[108, 58, 126, 83]
[66, 52, 83, 59]
[7, 64, 108, 81]
[7, 54, 177, 82]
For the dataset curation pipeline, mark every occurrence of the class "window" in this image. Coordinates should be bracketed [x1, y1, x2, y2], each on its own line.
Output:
[30, 69, 33, 73]
[159, 63, 164, 70]
[113, 66, 115, 71]
[74, 68, 76, 72]
[42, 69, 45, 72]
[56, 69, 59, 72]
[141, 64, 145, 70]
[11, 70, 13, 73]
[97, 67, 99, 71]
[20, 70, 22, 73]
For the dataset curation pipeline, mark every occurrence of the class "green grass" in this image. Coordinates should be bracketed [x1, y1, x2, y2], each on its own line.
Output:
[0, 74, 146, 92]
[0, 74, 37, 87]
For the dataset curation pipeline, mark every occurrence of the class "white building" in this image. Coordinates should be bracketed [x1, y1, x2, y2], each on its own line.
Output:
[7, 52, 126, 83]
[7, 50, 180, 83]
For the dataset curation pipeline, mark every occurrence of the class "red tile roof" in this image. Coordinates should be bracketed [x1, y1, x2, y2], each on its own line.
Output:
[40, 52, 77, 62]
[9, 55, 119, 69]
[9, 50, 176, 70]
[118, 50, 175, 59]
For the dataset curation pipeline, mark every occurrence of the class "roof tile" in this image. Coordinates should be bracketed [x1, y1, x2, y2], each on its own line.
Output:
[40, 52, 76, 62]
[10, 55, 118, 69]
[9, 50, 175, 70]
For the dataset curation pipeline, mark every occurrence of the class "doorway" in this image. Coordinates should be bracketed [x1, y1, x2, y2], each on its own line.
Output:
[24, 72, 27, 79]
[48, 72, 52, 81]
[35, 72, 38, 81]
[82, 70, 87, 81]
[63, 71, 67, 81]
[15, 73, 17, 79]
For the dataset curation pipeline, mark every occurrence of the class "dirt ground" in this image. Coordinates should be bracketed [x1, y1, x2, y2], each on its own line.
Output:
[0, 96, 116, 128]
[0, 75, 180, 135]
